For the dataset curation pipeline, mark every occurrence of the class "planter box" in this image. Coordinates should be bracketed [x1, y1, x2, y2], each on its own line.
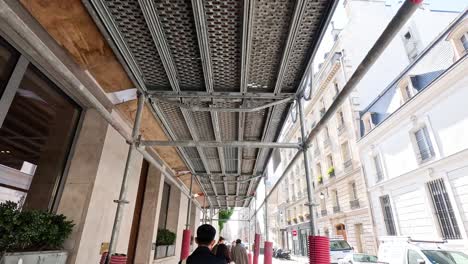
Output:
[167, 245, 175, 257]
[155, 246, 168, 259]
[1, 250, 67, 264]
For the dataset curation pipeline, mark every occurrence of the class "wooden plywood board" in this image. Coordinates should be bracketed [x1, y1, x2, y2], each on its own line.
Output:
[116, 101, 188, 172]
[19, 0, 133, 92]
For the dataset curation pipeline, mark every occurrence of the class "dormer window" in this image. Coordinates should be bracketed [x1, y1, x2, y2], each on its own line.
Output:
[397, 77, 413, 103]
[362, 111, 376, 134]
[461, 34, 468, 51]
[446, 19, 468, 60]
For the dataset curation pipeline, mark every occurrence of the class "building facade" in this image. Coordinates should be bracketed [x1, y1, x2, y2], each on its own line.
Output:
[358, 14, 468, 253]
[269, 0, 461, 257]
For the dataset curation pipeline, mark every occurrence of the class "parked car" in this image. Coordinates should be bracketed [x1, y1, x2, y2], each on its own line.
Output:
[330, 238, 354, 264]
[378, 236, 468, 264]
[338, 253, 384, 264]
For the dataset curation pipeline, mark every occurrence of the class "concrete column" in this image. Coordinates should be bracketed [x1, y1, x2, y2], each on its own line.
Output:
[134, 165, 165, 264]
[54, 110, 109, 264]
[174, 191, 188, 260]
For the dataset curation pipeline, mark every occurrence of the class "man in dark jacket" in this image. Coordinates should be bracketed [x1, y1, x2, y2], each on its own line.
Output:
[181, 224, 225, 264]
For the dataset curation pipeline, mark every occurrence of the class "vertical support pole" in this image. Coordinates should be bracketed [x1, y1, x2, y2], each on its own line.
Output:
[181, 175, 194, 260]
[185, 175, 194, 228]
[264, 177, 272, 264]
[106, 92, 145, 264]
[298, 97, 316, 236]
[248, 207, 253, 264]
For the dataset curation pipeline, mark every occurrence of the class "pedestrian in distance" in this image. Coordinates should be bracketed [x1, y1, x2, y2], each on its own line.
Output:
[180, 224, 225, 264]
[231, 239, 248, 264]
[212, 236, 225, 255]
[215, 243, 233, 264]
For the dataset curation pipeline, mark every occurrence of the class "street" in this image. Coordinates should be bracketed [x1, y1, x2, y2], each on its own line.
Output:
[258, 254, 309, 264]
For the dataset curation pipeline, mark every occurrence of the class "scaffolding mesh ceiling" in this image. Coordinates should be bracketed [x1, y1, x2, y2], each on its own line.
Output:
[87, 0, 336, 208]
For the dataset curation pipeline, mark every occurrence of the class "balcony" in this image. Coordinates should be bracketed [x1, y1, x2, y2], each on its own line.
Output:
[343, 160, 353, 172]
[338, 124, 346, 135]
[333, 205, 341, 213]
[321, 209, 328, 217]
[350, 199, 360, 209]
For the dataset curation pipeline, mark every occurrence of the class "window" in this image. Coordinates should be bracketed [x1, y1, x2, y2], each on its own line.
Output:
[334, 82, 340, 95]
[380, 195, 397, 235]
[427, 178, 461, 239]
[327, 154, 334, 168]
[414, 126, 434, 162]
[350, 182, 358, 200]
[402, 28, 420, 61]
[461, 34, 468, 51]
[407, 249, 424, 264]
[337, 111, 345, 127]
[341, 142, 351, 162]
[0, 37, 20, 97]
[0, 40, 81, 210]
[404, 85, 412, 99]
[316, 163, 322, 173]
[158, 183, 171, 229]
[333, 190, 339, 207]
[373, 155, 384, 182]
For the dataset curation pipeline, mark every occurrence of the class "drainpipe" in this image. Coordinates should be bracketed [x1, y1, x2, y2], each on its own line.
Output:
[106, 92, 145, 263]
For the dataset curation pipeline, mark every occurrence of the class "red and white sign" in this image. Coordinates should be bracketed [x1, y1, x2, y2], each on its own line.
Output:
[292, 230, 298, 236]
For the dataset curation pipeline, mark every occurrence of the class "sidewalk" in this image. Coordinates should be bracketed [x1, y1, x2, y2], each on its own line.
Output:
[258, 254, 309, 264]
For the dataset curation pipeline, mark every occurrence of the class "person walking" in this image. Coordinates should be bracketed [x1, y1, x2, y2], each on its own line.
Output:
[215, 243, 232, 264]
[231, 239, 248, 264]
[180, 224, 225, 264]
[212, 236, 225, 255]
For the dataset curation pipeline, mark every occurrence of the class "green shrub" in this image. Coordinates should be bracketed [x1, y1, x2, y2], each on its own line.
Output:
[0, 201, 74, 253]
[156, 229, 176, 246]
[327, 167, 335, 176]
[317, 175, 323, 184]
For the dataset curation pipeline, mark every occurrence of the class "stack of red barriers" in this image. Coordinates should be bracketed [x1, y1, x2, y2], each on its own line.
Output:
[308, 236, 330, 264]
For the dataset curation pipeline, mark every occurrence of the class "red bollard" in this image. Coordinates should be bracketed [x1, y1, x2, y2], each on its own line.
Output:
[263, 241, 273, 264]
[253, 233, 260, 264]
[308, 235, 330, 264]
[248, 251, 253, 264]
[181, 229, 192, 260]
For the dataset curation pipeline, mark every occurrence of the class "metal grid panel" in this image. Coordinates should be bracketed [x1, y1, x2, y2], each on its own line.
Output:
[244, 109, 267, 140]
[204, 147, 222, 173]
[104, 0, 171, 89]
[154, 0, 205, 90]
[204, 0, 242, 91]
[218, 102, 239, 141]
[182, 147, 205, 172]
[242, 148, 258, 174]
[215, 183, 226, 195]
[280, 0, 330, 92]
[191, 111, 215, 141]
[247, 0, 295, 92]
[158, 102, 192, 140]
[224, 146, 238, 173]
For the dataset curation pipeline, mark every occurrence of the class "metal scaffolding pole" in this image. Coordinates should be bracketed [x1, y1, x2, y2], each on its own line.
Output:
[106, 92, 145, 263]
[185, 174, 194, 228]
[264, 178, 269, 241]
[298, 97, 316, 236]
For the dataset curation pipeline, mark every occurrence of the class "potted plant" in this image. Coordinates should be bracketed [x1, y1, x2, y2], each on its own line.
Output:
[155, 229, 176, 259]
[0, 201, 74, 264]
[305, 213, 310, 220]
[327, 167, 335, 177]
[299, 215, 304, 222]
[292, 217, 298, 224]
[287, 219, 292, 225]
[318, 175, 323, 184]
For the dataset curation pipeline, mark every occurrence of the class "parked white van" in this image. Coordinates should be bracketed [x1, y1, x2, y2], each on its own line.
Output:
[378, 237, 468, 264]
